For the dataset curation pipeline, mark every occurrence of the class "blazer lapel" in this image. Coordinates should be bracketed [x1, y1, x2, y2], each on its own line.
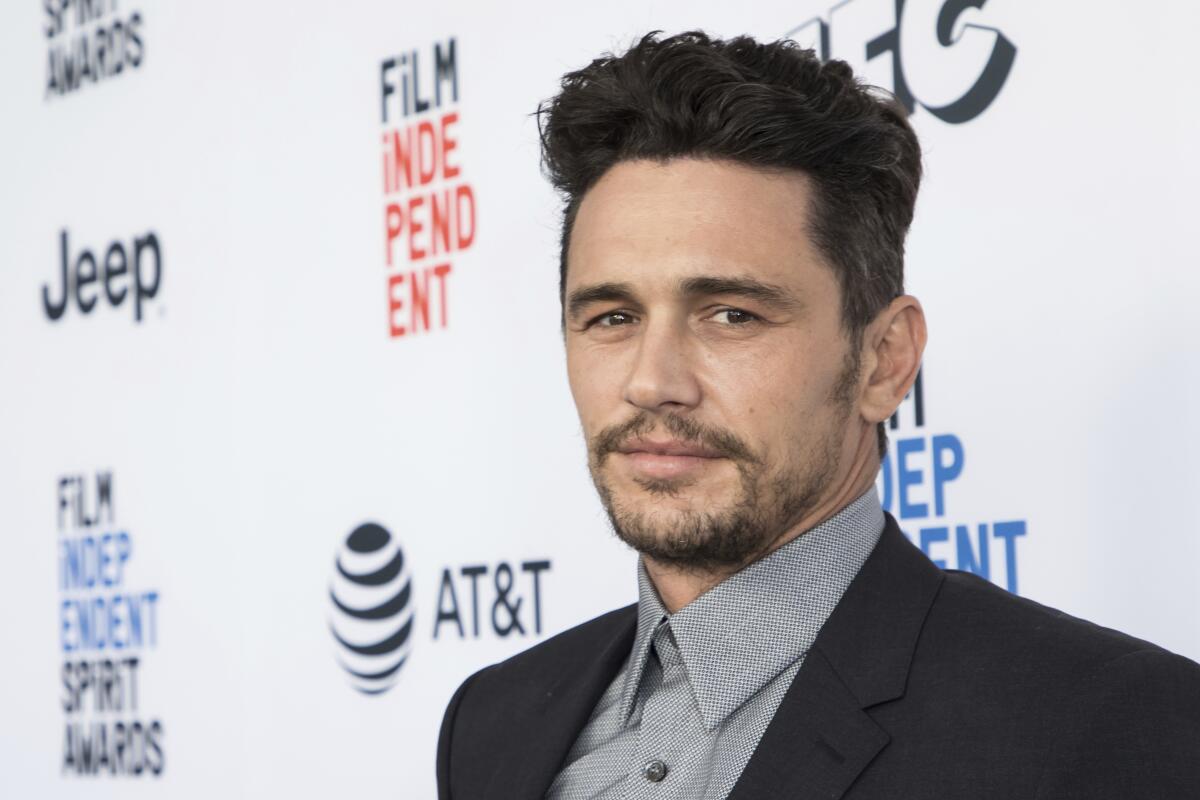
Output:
[728, 514, 945, 800]
[727, 646, 889, 799]
[497, 606, 637, 799]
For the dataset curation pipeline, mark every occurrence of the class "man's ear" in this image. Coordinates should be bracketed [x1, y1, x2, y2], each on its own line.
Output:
[859, 295, 927, 425]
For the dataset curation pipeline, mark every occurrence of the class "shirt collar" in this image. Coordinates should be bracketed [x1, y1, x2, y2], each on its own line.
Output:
[617, 485, 885, 731]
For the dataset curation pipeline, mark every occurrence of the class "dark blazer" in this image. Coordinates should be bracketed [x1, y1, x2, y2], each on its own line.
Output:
[437, 513, 1200, 798]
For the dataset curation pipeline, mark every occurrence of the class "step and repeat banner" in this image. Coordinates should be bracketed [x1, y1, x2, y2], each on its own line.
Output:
[2, 0, 1198, 796]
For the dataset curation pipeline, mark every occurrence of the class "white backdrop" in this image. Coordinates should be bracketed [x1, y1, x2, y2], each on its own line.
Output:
[2, 0, 1198, 796]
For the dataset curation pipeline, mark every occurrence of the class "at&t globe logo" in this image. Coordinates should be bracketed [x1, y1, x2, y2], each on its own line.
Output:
[329, 522, 414, 695]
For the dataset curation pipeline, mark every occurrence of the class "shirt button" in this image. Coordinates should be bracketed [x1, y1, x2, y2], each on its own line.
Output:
[641, 759, 668, 783]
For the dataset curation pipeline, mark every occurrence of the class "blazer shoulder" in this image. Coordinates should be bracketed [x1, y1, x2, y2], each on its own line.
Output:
[488, 602, 635, 678]
[1030, 645, 1200, 798]
[437, 603, 637, 798]
[453, 602, 637, 702]
[927, 568, 1191, 674]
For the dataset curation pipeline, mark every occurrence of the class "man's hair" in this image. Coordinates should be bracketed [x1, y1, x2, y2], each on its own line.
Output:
[537, 30, 922, 457]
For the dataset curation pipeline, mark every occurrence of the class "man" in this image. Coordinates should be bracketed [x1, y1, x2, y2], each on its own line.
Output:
[436, 31, 1200, 799]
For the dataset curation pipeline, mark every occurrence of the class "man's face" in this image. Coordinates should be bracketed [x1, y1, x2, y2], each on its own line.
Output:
[564, 157, 866, 571]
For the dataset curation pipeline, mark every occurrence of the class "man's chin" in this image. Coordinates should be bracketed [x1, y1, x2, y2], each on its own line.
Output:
[603, 463, 735, 503]
[608, 479, 733, 514]
[608, 511, 765, 571]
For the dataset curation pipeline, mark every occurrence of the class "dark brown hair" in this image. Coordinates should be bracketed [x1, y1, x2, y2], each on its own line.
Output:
[537, 30, 922, 455]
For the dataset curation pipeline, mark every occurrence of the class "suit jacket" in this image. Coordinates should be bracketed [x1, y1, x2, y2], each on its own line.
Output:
[436, 513, 1200, 798]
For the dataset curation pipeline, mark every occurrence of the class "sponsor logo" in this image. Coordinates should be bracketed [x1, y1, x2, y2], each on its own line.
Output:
[879, 369, 1028, 593]
[44, 0, 146, 99]
[42, 228, 163, 323]
[329, 523, 415, 695]
[789, 0, 1016, 123]
[379, 36, 476, 339]
[58, 471, 165, 777]
[328, 521, 552, 697]
[434, 560, 551, 640]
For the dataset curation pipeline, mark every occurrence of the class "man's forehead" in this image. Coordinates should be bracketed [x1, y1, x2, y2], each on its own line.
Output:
[565, 158, 826, 297]
[573, 157, 813, 235]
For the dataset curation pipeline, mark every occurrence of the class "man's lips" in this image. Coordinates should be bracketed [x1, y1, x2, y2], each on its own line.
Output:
[613, 439, 726, 480]
[616, 438, 725, 458]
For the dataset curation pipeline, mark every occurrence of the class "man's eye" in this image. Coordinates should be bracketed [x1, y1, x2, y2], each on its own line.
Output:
[590, 311, 636, 327]
[713, 308, 759, 325]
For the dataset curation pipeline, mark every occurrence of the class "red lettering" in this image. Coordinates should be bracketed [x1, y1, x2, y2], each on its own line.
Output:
[389, 129, 414, 192]
[388, 265, 451, 337]
[442, 112, 460, 179]
[381, 110, 465, 339]
[417, 121, 438, 186]
[408, 195, 426, 261]
[433, 263, 451, 328]
[455, 185, 475, 250]
[430, 190, 452, 257]
[411, 267, 431, 333]
[388, 273, 407, 338]
[385, 203, 404, 267]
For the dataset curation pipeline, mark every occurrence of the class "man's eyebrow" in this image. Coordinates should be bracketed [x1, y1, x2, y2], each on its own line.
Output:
[565, 282, 638, 321]
[679, 275, 800, 310]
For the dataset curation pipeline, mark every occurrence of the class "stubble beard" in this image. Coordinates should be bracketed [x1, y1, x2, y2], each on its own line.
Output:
[587, 346, 860, 573]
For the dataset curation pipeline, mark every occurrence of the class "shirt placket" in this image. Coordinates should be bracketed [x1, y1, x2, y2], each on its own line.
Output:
[621, 620, 705, 799]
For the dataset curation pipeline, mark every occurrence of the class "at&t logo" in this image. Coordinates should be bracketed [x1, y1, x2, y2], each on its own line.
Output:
[329, 523, 414, 695]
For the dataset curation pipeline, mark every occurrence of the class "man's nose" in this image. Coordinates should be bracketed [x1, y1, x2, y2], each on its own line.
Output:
[621, 319, 701, 412]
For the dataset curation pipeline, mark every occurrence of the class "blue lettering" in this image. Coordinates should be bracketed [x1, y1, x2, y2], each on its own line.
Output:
[931, 434, 964, 516]
[100, 533, 114, 586]
[897, 437, 928, 519]
[60, 599, 75, 652]
[108, 594, 124, 649]
[126, 594, 142, 646]
[56, 590, 160, 653]
[955, 523, 990, 579]
[879, 450, 894, 513]
[59, 531, 132, 590]
[993, 520, 1026, 594]
[143, 590, 159, 647]
[114, 531, 131, 585]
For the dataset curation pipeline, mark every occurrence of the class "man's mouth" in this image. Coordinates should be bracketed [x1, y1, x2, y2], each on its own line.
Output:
[614, 438, 726, 480]
[616, 438, 724, 458]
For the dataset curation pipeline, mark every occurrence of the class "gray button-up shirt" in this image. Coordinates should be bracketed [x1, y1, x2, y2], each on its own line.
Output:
[546, 487, 885, 799]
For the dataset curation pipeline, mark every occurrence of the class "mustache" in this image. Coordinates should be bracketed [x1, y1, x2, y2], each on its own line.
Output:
[591, 411, 760, 465]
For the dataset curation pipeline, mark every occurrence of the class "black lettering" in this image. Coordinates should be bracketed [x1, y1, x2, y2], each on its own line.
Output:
[62, 662, 76, 713]
[132, 232, 161, 322]
[43, 229, 70, 320]
[433, 568, 463, 639]
[920, 0, 1016, 123]
[434, 38, 457, 105]
[57, 475, 73, 531]
[112, 721, 127, 773]
[127, 12, 144, 68]
[75, 249, 98, 313]
[97, 470, 114, 523]
[44, 0, 64, 38]
[125, 657, 140, 712]
[521, 560, 551, 634]
[412, 48, 429, 113]
[62, 723, 74, 773]
[381, 58, 396, 124]
[109, 21, 125, 77]
[459, 564, 486, 637]
[491, 562, 525, 636]
[146, 720, 164, 775]
[45, 48, 61, 97]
